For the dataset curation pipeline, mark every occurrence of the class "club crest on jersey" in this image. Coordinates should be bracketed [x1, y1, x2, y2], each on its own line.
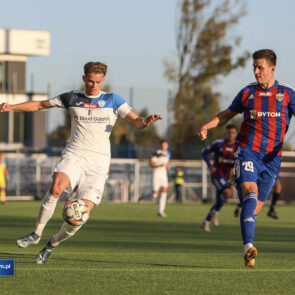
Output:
[276, 93, 284, 102]
[83, 103, 97, 109]
[98, 100, 106, 108]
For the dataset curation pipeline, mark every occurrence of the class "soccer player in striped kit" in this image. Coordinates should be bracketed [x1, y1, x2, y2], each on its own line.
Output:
[197, 49, 295, 268]
[201, 125, 238, 232]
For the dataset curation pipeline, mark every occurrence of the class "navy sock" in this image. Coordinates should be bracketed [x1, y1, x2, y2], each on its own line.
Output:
[215, 194, 224, 211]
[205, 204, 216, 221]
[240, 192, 257, 244]
[270, 192, 280, 211]
[205, 192, 223, 221]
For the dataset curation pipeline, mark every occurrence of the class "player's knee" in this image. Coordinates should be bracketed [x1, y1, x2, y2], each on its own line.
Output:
[161, 187, 168, 193]
[50, 184, 63, 198]
[241, 182, 258, 196]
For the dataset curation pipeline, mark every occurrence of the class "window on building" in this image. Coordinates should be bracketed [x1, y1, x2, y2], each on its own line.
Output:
[0, 113, 7, 142]
[0, 62, 4, 92]
[13, 112, 24, 143]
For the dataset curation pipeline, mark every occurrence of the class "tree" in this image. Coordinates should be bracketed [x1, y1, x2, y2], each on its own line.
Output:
[133, 108, 160, 144]
[283, 143, 294, 152]
[164, 0, 250, 149]
[49, 110, 71, 146]
[110, 108, 160, 144]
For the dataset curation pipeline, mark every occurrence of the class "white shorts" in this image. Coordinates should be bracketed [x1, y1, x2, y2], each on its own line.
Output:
[153, 173, 168, 191]
[53, 151, 109, 206]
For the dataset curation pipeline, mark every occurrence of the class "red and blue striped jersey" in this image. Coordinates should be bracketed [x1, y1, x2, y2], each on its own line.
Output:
[229, 81, 295, 156]
[202, 139, 237, 179]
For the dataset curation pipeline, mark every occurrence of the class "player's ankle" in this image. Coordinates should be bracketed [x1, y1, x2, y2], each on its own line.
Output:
[31, 232, 40, 240]
[244, 243, 253, 253]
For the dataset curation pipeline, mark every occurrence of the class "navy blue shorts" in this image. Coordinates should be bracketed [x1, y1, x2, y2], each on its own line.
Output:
[234, 146, 281, 202]
[211, 175, 229, 193]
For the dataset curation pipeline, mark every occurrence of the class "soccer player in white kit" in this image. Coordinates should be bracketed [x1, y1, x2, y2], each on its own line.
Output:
[0, 62, 162, 264]
[149, 140, 171, 217]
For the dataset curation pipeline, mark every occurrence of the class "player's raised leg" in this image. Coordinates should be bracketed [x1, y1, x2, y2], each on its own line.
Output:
[16, 172, 70, 248]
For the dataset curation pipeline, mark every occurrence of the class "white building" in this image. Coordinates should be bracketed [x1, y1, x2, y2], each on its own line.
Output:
[0, 28, 50, 151]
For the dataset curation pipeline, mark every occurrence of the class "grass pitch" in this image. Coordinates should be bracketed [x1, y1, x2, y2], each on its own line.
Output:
[1, 201, 295, 295]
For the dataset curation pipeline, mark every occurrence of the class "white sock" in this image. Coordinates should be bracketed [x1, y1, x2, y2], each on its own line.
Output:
[34, 192, 58, 236]
[51, 222, 82, 247]
[153, 193, 158, 198]
[244, 243, 253, 253]
[159, 192, 167, 213]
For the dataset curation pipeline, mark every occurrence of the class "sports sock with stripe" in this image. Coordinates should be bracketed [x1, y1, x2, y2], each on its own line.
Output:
[240, 192, 257, 245]
[51, 222, 82, 247]
[34, 192, 58, 236]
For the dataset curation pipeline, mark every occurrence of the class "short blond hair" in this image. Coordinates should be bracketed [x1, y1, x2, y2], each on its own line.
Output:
[84, 62, 107, 76]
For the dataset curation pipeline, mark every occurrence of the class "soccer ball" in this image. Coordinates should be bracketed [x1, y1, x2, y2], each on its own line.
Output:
[62, 199, 90, 226]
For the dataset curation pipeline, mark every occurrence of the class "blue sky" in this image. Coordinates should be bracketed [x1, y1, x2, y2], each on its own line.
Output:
[2, 0, 295, 145]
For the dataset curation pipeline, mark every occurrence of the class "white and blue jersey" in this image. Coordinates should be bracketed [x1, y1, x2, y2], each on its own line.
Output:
[151, 149, 171, 175]
[50, 91, 132, 158]
[151, 149, 171, 191]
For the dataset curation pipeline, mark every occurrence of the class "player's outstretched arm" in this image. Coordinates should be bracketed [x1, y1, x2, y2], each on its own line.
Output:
[196, 108, 237, 141]
[0, 100, 53, 113]
[125, 110, 162, 129]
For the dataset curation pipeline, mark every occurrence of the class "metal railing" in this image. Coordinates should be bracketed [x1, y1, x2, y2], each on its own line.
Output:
[3, 153, 295, 203]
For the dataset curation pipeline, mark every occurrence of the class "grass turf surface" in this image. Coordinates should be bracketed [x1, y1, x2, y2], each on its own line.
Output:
[0, 202, 295, 295]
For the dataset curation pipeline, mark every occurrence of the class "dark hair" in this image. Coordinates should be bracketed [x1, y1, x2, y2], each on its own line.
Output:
[84, 62, 107, 76]
[226, 124, 238, 131]
[252, 49, 277, 66]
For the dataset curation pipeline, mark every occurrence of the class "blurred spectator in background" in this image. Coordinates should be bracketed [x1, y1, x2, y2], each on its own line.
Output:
[174, 167, 184, 202]
[149, 140, 171, 217]
[0, 152, 9, 205]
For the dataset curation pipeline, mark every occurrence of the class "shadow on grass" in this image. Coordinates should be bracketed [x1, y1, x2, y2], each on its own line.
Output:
[1, 215, 295, 255]
[0, 251, 229, 269]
